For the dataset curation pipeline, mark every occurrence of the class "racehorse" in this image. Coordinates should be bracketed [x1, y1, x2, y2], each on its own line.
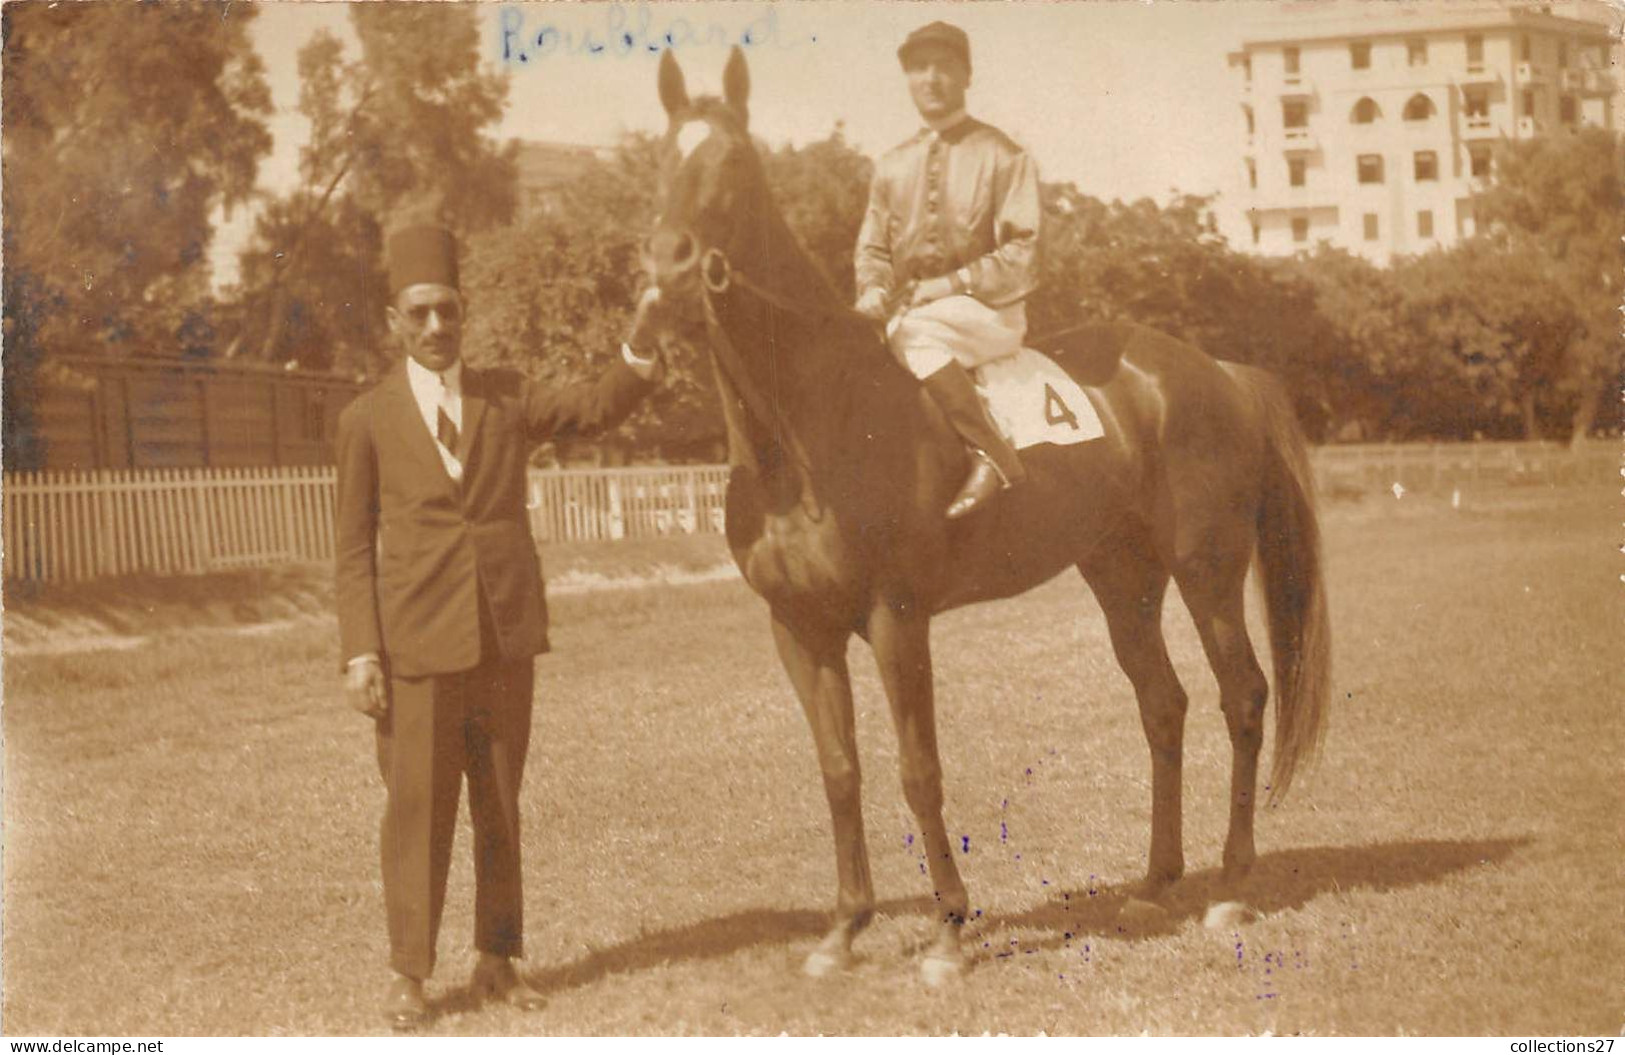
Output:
[635, 47, 1331, 984]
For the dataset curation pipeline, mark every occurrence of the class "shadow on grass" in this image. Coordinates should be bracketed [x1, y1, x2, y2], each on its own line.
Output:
[429, 836, 1526, 1012]
[425, 895, 940, 1012]
[983, 835, 1531, 957]
[450, 836, 1524, 1009]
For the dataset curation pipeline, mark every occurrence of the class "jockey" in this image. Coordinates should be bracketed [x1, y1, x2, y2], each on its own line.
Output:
[855, 20, 1040, 519]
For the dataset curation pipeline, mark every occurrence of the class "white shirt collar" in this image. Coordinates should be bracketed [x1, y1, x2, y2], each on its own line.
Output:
[924, 108, 970, 135]
[405, 355, 462, 394]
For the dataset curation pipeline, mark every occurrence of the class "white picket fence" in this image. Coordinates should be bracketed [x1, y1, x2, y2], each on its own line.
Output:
[1, 464, 733, 584]
[3, 467, 340, 584]
[2, 442, 1616, 584]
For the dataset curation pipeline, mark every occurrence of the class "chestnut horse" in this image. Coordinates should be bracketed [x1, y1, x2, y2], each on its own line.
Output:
[637, 48, 1330, 983]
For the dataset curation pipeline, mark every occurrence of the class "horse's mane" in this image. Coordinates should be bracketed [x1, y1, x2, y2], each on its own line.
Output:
[676, 95, 912, 472]
[685, 96, 848, 316]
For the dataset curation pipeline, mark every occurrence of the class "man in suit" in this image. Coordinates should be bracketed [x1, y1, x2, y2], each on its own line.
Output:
[335, 218, 662, 1028]
[854, 20, 1042, 519]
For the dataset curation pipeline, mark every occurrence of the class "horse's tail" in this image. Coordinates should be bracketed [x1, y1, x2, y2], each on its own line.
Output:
[1231, 364, 1332, 804]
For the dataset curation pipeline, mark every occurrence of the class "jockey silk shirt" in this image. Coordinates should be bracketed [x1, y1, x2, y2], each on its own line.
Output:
[855, 113, 1041, 309]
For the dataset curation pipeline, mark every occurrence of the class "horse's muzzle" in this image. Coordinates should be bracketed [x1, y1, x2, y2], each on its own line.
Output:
[646, 227, 701, 290]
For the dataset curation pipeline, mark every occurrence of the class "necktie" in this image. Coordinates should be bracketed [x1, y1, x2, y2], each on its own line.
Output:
[435, 405, 459, 453]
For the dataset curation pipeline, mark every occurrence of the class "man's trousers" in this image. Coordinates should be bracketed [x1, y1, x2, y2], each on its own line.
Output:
[375, 649, 535, 980]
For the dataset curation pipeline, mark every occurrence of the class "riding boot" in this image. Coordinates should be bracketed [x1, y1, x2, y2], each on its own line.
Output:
[920, 362, 1027, 520]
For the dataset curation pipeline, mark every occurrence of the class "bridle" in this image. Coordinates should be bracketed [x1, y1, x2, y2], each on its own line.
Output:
[651, 239, 869, 494]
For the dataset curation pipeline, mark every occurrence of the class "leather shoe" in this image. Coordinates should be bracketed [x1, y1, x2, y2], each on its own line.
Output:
[471, 955, 546, 1011]
[946, 451, 1010, 519]
[383, 975, 429, 1031]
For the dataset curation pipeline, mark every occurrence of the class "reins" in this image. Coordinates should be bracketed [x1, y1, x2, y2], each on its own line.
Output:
[689, 251, 815, 485]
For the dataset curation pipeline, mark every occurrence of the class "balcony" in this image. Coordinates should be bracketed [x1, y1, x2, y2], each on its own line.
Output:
[1516, 115, 1543, 138]
[1279, 75, 1315, 99]
[1281, 127, 1319, 153]
[1454, 65, 1502, 87]
[1460, 115, 1501, 140]
[1516, 62, 1550, 84]
[1562, 68, 1613, 96]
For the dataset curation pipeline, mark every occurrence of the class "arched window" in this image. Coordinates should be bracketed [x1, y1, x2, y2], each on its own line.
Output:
[1403, 94, 1436, 121]
[1351, 97, 1382, 124]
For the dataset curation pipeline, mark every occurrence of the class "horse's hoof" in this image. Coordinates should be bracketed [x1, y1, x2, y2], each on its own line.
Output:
[1202, 901, 1257, 930]
[920, 952, 965, 988]
[1117, 897, 1170, 931]
[803, 947, 852, 979]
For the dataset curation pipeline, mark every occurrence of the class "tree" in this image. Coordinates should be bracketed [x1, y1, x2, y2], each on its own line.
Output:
[460, 127, 875, 463]
[1388, 243, 1576, 439]
[2, 3, 271, 353]
[1472, 128, 1623, 443]
[1034, 187, 1340, 437]
[2, 2, 273, 466]
[232, 6, 517, 373]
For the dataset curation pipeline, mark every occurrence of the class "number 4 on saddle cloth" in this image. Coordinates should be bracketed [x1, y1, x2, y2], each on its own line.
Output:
[886, 293, 1104, 452]
[973, 348, 1104, 450]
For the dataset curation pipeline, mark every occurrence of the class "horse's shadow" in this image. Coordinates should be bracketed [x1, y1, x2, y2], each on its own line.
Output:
[433, 834, 1525, 1010]
[983, 836, 1529, 956]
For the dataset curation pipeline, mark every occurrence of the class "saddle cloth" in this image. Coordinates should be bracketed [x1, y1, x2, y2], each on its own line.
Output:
[974, 348, 1104, 450]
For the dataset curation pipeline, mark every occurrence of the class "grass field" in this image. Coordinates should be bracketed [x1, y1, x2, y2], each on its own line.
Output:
[3, 486, 1620, 1036]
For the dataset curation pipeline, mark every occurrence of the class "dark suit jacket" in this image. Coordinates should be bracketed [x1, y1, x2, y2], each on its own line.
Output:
[335, 359, 652, 679]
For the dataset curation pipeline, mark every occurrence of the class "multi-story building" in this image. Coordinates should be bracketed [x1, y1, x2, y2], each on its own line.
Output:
[1227, 1, 1617, 264]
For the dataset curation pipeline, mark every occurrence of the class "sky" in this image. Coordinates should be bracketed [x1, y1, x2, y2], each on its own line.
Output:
[216, 0, 1272, 285]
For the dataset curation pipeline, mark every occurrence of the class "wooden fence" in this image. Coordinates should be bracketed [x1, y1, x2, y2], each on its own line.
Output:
[2, 442, 1616, 584]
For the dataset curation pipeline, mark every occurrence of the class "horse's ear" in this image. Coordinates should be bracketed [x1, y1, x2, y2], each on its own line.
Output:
[722, 46, 750, 125]
[658, 49, 689, 119]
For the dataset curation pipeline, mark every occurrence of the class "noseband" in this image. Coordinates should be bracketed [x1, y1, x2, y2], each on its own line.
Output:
[701, 247, 732, 295]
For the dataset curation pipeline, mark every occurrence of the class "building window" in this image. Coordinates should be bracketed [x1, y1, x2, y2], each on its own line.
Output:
[1407, 39, 1428, 66]
[1288, 158, 1306, 187]
[1243, 105, 1255, 134]
[1414, 151, 1438, 181]
[1282, 100, 1308, 129]
[1523, 87, 1536, 117]
[1469, 146, 1492, 178]
[1250, 220, 1261, 245]
[1284, 46, 1300, 78]
[1291, 216, 1309, 243]
[1520, 33, 1531, 62]
[1247, 159, 1257, 188]
[1352, 97, 1381, 124]
[1357, 155, 1385, 184]
[1351, 42, 1371, 69]
[1364, 213, 1379, 240]
[1463, 86, 1490, 125]
[1417, 210, 1434, 239]
[1466, 33, 1484, 70]
[1558, 41, 1569, 68]
[1403, 94, 1436, 121]
[1560, 94, 1577, 125]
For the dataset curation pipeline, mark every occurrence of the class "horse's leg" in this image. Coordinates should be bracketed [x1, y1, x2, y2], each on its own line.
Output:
[769, 612, 874, 976]
[1079, 529, 1187, 916]
[1174, 551, 1269, 910]
[867, 599, 968, 986]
